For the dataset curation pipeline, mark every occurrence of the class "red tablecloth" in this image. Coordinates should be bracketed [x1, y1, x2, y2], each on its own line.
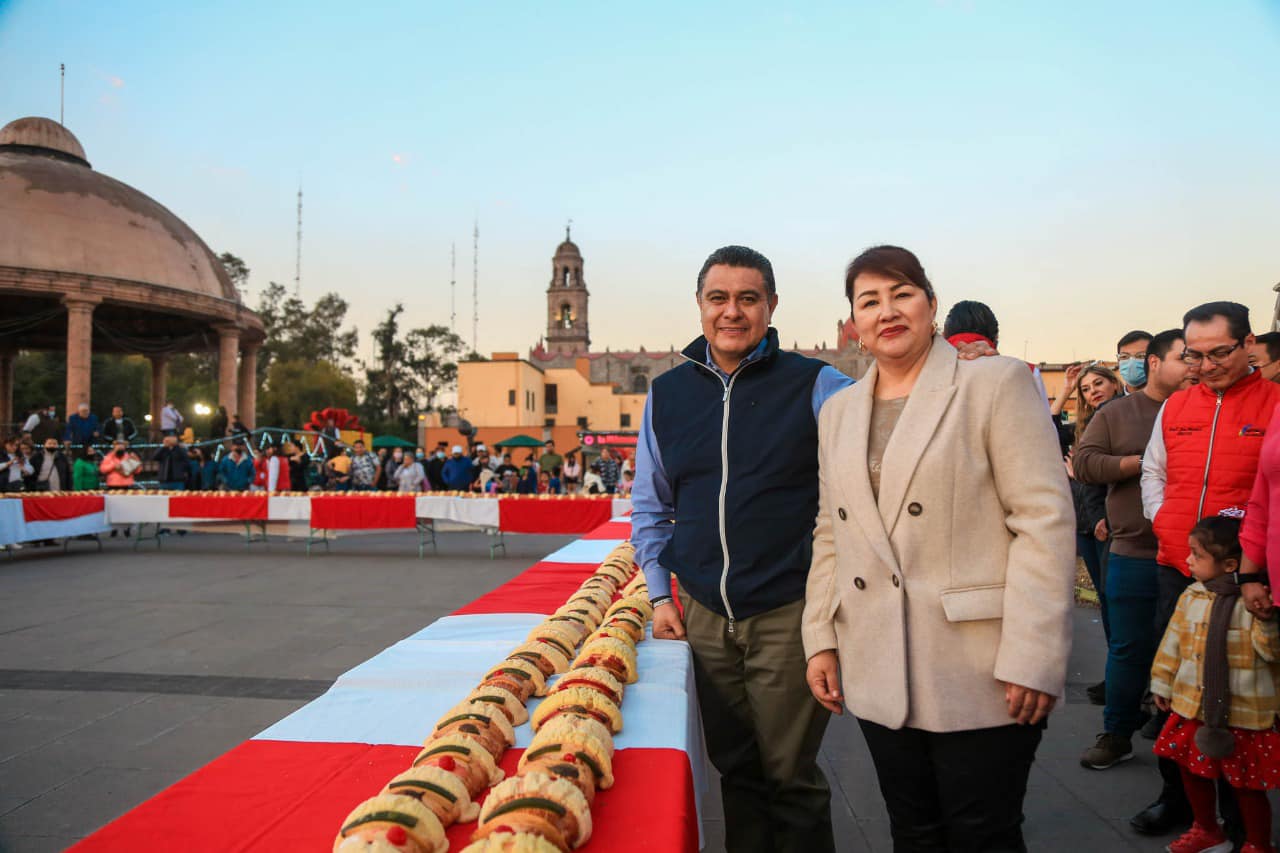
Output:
[453, 561, 602, 615]
[582, 520, 633, 540]
[498, 498, 613, 534]
[21, 495, 105, 522]
[309, 495, 417, 529]
[168, 495, 268, 520]
[70, 741, 697, 853]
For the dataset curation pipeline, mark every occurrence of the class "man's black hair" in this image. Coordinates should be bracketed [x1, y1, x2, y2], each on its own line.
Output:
[1256, 332, 1280, 363]
[1183, 301, 1252, 341]
[697, 245, 776, 295]
[1116, 330, 1153, 351]
[1148, 328, 1184, 363]
[942, 300, 999, 347]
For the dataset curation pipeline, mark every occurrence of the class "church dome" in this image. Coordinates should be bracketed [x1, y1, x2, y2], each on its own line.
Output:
[555, 239, 581, 257]
[0, 116, 239, 302]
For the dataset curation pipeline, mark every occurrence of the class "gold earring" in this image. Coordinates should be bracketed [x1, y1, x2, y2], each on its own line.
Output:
[855, 338, 866, 353]
[931, 322, 939, 336]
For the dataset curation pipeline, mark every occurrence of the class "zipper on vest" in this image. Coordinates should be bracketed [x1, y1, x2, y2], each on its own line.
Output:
[680, 350, 765, 632]
[1196, 392, 1224, 518]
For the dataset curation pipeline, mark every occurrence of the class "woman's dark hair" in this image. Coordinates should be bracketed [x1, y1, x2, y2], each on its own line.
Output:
[697, 245, 776, 295]
[1183, 301, 1251, 341]
[78, 444, 97, 460]
[1190, 515, 1242, 564]
[942, 300, 999, 346]
[845, 245, 935, 305]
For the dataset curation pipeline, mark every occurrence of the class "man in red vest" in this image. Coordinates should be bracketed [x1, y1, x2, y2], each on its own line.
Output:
[1136, 301, 1280, 838]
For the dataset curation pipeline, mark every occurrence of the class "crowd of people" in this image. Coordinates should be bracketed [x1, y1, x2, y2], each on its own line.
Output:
[1, 409, 634, 497]
[631, 243, 1280, 853]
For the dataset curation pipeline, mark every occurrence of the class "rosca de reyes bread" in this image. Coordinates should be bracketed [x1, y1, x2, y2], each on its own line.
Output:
[413, 733, 503, 798]
[458, 832, 563, 853]
[508, 640, 571, 677]
[531, 715, 615, 759]
[434, 700, 516, 760]
[572, 636, 638, 684]
[381, 764, 479, 825]
[458, 684, 529, 726]
[549, 666, 624, 706]
[517, 729, 615, 801]
[531, 686, 623, 734]
[334, 793, 447, 853]
[472, 771, 593, 852]
[482, 659, 547, 701]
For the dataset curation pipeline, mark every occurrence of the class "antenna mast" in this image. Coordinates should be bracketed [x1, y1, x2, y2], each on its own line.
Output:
[450, 243, 457, 334]
[471, 220, 479, 355]
[294, 187, 303, 297]
[59, 64, 65, 126]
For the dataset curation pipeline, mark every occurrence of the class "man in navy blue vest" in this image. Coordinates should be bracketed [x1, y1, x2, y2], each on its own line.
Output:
[633, 245, 851, 853]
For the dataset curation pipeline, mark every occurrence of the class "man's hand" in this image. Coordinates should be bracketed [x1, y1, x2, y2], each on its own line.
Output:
[1002, 682, 1056, 725]
[651, 601, 686, 640]
[1153, 694, 1171, 713]
[1243, 582, 1273, 619]
[806, 650, 844, 715]
[954, 340, 998, 360]
[1094, 519, 1108, 542]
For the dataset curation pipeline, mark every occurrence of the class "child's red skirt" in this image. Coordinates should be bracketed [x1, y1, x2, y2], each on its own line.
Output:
[1154, 713, 1280, 790]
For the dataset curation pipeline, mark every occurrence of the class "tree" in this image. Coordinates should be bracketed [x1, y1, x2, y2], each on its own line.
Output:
[219, 252, 250, 299]
[362, 304, 466, 431]
[258, 358, 358, 429]
[254, 282, 358, 381]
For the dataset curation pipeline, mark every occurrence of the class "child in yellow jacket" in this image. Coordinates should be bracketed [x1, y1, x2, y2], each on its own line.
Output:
[1151, 515, 1280, 853]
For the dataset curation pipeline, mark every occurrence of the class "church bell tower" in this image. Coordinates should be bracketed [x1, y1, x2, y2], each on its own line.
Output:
[546, 225, 590, 356]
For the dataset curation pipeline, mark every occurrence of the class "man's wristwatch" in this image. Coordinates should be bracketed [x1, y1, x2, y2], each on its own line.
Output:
[649, 595, 674, 609]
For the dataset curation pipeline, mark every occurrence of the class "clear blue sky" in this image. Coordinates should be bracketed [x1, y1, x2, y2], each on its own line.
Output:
[2, 1, 1278, 362]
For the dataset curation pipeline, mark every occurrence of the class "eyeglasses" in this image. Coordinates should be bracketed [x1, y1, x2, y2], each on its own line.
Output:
[1115, 352, 1147, 363]
[1181, 342, 1243, 366]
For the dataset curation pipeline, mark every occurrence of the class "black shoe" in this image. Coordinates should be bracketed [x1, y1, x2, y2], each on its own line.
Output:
[1086, 680, 1106, 705]
[1140, 713, 1163, 740]
[1081, 732, 1134, 769]
[1129, 799, 1192, 836]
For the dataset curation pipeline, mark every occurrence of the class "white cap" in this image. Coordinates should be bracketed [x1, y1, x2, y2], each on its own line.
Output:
[451, 445, 463, 454]
[476, 443, 487, 451]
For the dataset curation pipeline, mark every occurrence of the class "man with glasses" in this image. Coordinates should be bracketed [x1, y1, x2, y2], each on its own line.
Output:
[1138, 302, 1280, 843]
[1247, 331, 1280, 384]
[1115, 330, 1154, 393]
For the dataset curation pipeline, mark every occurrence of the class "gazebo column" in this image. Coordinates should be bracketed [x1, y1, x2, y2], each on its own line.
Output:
[148, 355, 168, 441]
[62, 294, 101, 418]
[215, 324, 241, 420]
[0, 348, 15, 431]
[237, 342, 259, 429]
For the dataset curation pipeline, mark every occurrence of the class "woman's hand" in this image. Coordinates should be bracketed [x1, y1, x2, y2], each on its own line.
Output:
[1001, 682, 1056, 725]
[1063, 363, 1082, 393]
[651, 601, 686, 640]
[1094, 519, 1109, 542]
[1153, 695, 1171, 713]
[806, 650, 844, 715]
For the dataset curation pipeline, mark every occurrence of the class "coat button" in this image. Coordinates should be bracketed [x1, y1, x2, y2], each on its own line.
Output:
[854, 577, 866, 590]
[838, 507, 847, 521]
[908, 502, 923, 517]
[892, 575, 900, 588]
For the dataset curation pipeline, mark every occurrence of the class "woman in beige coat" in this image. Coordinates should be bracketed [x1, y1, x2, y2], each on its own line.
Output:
[803, 245, 1075, 852]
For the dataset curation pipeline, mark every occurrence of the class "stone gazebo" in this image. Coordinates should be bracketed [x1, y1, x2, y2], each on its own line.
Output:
[0, 116, 265, 434]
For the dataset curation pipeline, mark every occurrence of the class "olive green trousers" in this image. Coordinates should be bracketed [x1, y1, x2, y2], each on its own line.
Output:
[681, 591, 835, 853]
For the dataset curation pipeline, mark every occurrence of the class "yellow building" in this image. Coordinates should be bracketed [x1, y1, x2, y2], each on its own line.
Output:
[422, 352, 646, 454]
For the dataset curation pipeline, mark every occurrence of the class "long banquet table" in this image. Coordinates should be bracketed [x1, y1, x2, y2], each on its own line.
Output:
[0, 493, 633, 548]
[68, 514, 706, 852]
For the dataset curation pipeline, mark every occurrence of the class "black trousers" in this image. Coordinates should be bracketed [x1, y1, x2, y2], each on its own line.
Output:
[858, 718, 1043, 853]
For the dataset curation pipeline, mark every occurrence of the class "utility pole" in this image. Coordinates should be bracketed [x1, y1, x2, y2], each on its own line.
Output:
[59, 63, 65, 125]
[450, 243, 457, 334]
[472, 220, 479, 355]
[294, 187, 303, 297]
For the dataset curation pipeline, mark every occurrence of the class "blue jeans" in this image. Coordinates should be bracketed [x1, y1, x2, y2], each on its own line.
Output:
[1078, 533, 1110, 641]
[1103, 554, 1160, 737]
[158, 482, 185, 490]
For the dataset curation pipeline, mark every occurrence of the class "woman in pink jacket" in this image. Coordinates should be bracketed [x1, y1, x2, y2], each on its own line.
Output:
[99, 440, 141, 488]
[1240, 404, 1280, 614]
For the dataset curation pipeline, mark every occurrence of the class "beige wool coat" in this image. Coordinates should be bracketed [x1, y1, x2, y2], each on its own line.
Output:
[801, 337, 1076, 732]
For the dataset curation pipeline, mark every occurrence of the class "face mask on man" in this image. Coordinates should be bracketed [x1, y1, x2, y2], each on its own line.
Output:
[416, 452, 425, 460]
[1118, 359, 1147, 388]
[435, 451, 446, 460]
[392, 451, 404, 461]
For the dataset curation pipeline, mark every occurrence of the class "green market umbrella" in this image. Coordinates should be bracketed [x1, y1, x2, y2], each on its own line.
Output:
[372, 435, 417, 449]
[494, 434, 546, 448]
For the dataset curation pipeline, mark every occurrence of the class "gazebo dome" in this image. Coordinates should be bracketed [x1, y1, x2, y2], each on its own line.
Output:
[555, 239, 581, 257]
[0, 116, 239, 302]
